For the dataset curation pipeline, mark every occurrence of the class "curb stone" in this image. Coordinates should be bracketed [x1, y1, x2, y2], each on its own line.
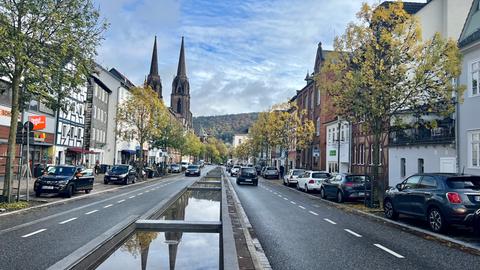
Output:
[262, 177, 480, 255]
[224, 172, 272, 270]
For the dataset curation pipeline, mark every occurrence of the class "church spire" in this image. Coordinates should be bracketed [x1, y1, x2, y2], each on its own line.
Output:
[146, 36, 162, 99]
[150, 36, 159, 76]
[176, 36, 186, 77]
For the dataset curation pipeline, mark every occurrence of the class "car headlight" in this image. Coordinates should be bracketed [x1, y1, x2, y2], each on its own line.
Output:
[105, 171, 110, 176]
[57, 180, 68, 186]
[120, 173, 128, 178]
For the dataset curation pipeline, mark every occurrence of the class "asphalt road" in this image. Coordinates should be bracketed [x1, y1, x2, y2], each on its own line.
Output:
[229, 174, 480, 270]
[0, 167, 211, 270]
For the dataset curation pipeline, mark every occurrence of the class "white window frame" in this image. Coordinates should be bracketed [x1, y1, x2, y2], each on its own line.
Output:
[470, 59, 480, 97]
[316, 118, 320, 136]
[317, 89, 321, 105]
[468, 130, 480, 169]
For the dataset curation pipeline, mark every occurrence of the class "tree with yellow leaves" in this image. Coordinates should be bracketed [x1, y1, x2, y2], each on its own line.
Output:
[319, 1, 464, 204]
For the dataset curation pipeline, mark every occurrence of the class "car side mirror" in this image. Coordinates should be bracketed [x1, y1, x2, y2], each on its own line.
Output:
[396, 183, 402, 190]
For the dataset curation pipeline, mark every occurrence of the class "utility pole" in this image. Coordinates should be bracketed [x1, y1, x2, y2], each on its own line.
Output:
[337, 117, 341, 173]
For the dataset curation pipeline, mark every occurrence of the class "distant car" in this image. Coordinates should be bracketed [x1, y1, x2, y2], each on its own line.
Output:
[283, 169, 306, 186]
[320, 174, 370, 203]
[237, 167, 258, 186]
[262, 167, 279, 179]
[34, 165, 94, 198]
[297, 171, 330, 192]
[230, 165, 241, 177]
[181, 162, 190, 171]
[185, 165, 201, 176]
[168, 164, 181, 173]
[104, 165, 137, 185]
[255, 165, 262, 174]
[384, 173, 480, 233]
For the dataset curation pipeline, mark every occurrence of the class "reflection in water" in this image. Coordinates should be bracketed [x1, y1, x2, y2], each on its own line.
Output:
[96, 232, 219, 270]
[159, 190, 221, 222]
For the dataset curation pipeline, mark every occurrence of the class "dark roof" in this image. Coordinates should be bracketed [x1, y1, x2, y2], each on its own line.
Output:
[459, 0, 479, 48]
[379, 1, 427, 15]
[109, 68, 135, 88]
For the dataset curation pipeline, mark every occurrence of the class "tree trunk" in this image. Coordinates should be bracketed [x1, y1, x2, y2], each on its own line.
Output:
[3, 75, 21, 202]
[371, 129, 381, 208]
[139, 138, 144, 180]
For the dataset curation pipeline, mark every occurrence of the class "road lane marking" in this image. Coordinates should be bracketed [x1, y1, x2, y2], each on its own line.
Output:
[344, 229, 362, 237]
[145, 190, 150, 193]
[103, 204, 113, 208]
[59, 217, 78, 224]
[283, 197, 288, 200]
[85, 210, 98, 215]
[117, 199, 125, 203]
[128, 196, 135, 199]
[21, 229, 47, 238]
[138, 193, 143, 195]
[277, 195, 282, 198]
[308, 211, 319, 216]
[290, 201, 296, 204]
[273, 192, 278, 195]
[374, 244, 404, 258]
[298, 206, 306, 209]
[324, 218, 336, 224]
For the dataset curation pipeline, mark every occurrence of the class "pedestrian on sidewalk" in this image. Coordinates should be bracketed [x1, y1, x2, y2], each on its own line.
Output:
[280, 165, 285, 179]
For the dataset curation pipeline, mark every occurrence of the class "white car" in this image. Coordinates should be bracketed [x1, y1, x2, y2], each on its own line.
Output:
[296, 171, 331, 193]
[230, 165, 241, 176]
[283, 169, 305, 186]
[181, 162, 190, 170]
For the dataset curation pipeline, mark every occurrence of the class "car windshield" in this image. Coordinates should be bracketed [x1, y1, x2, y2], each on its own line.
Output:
[188, 165, 199, 169]
[47, 166, 76, 176]
[312, 173, 330, 179]
[346, 175, 370, 183]
[171, 164, 179, 168]
[292, 170, 305, 176]
[242, 168, 256, 174]
[447, 177, 480, 190]
[234, 166, 241, 169]
[110, 166, 129, 174]
[267, 167, 276, 170]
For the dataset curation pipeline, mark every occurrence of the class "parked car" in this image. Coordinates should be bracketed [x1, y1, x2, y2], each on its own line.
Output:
[283, 169, 305, 186]
[262, 166, 279, 179]
[34, 165, 94, 198]
[181, 161, 190, 171]
[185, 165, 201, 176]
[168, 164, 181, 173]
[383, 173, 480, 233]
[321, 174, 370, 202]
[236, 167, 258, 186]
[104, 165, 137, 185]
[297, 171, 330, 192]
[230, 165, 241, 177]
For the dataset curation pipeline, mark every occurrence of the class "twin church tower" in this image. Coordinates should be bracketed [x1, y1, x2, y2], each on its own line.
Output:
[145, 36, 192, 129]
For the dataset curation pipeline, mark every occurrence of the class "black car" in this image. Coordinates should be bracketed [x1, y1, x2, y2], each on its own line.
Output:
[185, 165, 201, 176]
[320, 174, 371, 203]
[34, 165, 94, 198]
[384, 173, 480, 233]
[104, 165, 137, 185]
[236, 167, 258, 186]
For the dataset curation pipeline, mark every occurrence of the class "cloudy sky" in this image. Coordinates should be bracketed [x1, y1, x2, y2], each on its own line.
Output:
[94, 0, 424, 116]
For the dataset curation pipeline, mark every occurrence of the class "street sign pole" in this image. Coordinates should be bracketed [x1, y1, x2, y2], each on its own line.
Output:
[26, 122, 30, 202]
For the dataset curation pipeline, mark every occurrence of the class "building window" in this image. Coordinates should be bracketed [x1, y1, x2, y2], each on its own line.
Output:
[369, 145, 373, 165]
[93, 105, 96, 118]
[471, 60, 480, 97]
[353, 146, 357, 164]
[62, 125, 67, 138]
[317, 89, 321, 105]
[316, 118, 320, 136]
[92, 128, 96, 140]
[94, 84, 98, 97]
[401, 158, 406, 177]
[469, 130, 480, 168]
[77, 128, 82, 138]
[418, 158, 424, 173]
[359, 144, 365, 165]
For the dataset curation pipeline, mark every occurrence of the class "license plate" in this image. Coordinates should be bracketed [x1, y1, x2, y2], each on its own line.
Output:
[42, 186, 54, 190]
[475, 196, 480, 202]
[245, 179, 252, 182]
[110, 177, 117, 180]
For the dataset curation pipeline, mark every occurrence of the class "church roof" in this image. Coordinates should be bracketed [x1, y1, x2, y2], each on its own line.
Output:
[176, 36, 187, 77]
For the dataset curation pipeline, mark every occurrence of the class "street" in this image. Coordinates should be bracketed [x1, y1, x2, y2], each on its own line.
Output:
[228, 174, 480, 270]
[0, 169, 211, 270]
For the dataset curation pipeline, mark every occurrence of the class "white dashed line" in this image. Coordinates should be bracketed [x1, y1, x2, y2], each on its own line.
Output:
[283, 197, 288, 200]
[290, 201, 296, 204]
[59, 217, 77, 224]
[21, 229, 46, 238]
[308, 211, 319, 216]
[128, 196, 135, 199]
[298, 206, 306, 210]
[324, 218, 336, 224]
[85, 210, 98, 215]
[117, 199, 125, 203]
[344, 229, 362, 237]
[103, 204, 113, 208]
[273, 192, 278, 195]
[138, 193, 143, 195]
[145, 190, 150, 193]
[374, 244, 404, 258]
[277, 195, 282, 198]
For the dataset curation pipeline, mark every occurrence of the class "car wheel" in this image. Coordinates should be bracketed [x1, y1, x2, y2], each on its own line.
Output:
[383, 199, 399, 220]
[85, 189, 91, 194]
[124, 178, 129, 185]
[336, 190, 344, 203]
[132, 176, 136, 184]
[254, 181, 258, 186]
[236, 180, 240, 185]
[296, 183, 300, 190]
[304, 184, 309, 193]
[320, 188, 326, 199]
[104, 180, 108, 185]
[65, 185, 74, 198]
[35, 191, 41, 197]
[428, 207, 446, 233]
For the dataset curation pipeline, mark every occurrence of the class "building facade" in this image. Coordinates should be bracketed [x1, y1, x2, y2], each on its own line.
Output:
[325, 120, 350, 174]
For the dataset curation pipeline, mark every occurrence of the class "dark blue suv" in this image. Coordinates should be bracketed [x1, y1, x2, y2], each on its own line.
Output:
[384, 173, 480, 233]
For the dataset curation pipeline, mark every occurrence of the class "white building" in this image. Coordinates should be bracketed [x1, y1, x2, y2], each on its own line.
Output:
[232, 134, 249, 148]
[325, 120, 350, 173]
[388, 0, 472, 186]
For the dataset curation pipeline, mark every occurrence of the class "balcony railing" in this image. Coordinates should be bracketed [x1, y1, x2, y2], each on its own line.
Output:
[389, 124, 455, 146]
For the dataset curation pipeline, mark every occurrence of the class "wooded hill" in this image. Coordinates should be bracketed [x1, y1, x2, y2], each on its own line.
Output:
[193, 112, 259, 143]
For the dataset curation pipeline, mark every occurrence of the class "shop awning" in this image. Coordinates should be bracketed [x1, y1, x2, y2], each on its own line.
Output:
[67, 147, 99, 154]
